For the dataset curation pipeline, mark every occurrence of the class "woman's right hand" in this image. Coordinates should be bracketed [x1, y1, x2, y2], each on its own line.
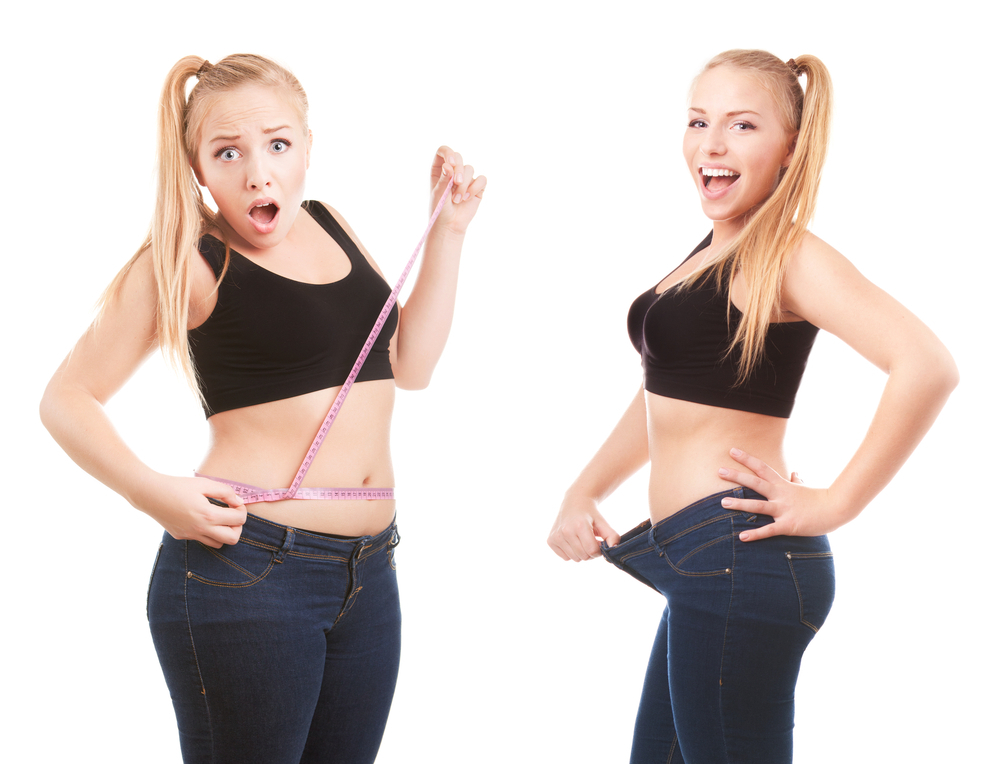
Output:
[136, 475, 247, 548]
[548, 493, 621, 562]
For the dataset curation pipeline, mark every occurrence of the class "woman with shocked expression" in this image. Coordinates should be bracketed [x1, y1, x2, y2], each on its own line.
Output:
[41, 55, 484, 764]
[549, 51, 956, 762]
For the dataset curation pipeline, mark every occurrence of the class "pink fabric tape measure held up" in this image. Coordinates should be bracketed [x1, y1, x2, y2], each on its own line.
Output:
[197, 178, 456, 505]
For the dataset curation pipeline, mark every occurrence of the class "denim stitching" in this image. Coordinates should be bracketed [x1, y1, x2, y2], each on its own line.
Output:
[666, 734, 678, 763]
[718, 516, 737, 763]
[675, 533, 732, 568]
[786, 552, 833, 633]
[187, 557, 277, 588]
[331, 543, 370, 629]
[182, 541, 211, 706]
[198, 543, 268, 579]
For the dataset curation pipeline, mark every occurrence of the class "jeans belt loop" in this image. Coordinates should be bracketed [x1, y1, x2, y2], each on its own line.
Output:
[648, 526, 665, 557]
[275, 527, 295, 563]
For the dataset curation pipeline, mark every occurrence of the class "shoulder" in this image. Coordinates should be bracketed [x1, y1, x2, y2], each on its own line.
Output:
[782, 231, 889, 335]
[782, 233, 864, 314]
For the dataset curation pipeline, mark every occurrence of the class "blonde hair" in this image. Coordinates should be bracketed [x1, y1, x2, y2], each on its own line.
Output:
[680, 49, 833, 382]
[99, 54, 308, 394]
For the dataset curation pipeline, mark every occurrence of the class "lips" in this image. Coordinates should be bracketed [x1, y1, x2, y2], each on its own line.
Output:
[247, 198, 280, 234]
[699, 166, 740, 200]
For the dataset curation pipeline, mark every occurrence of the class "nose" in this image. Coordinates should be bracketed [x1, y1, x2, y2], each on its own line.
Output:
[700, 124, 727, 157]
[245, 153, 271, 191]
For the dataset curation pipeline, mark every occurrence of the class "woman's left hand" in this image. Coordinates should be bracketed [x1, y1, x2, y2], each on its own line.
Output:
[717, 448, 849, 542]
[429, 145, 486, 235]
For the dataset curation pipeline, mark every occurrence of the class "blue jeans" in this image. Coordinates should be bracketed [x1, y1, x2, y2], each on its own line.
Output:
[602, 489, 835, 764]
[147, 514, 401, 764]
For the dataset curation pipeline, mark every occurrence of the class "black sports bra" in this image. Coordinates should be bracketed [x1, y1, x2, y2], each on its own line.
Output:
[627, 232, 818, 418]
[189, 201, 397, 417]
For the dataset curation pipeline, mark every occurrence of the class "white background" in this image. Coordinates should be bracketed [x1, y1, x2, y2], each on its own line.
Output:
[4, 1, 996, 761]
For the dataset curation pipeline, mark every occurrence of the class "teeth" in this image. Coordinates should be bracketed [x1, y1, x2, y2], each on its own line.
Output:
[701, 168, 738, 177]
[255, 202, 271, 207]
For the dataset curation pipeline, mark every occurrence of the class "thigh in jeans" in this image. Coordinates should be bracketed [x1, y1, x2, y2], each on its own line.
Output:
[299, 529, 402, 764]
[710, 515, 835, 763]
[148, 530, 346, 764]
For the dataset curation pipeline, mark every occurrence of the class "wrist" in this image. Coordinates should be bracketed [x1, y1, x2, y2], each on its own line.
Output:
[823, 485, 864, 529]
[124, 468, 165, 512]
[428, 223, 467, 246]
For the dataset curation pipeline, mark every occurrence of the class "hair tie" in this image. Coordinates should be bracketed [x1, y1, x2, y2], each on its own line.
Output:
[197, 59, 213, 78]
[786, 58, 804, 77]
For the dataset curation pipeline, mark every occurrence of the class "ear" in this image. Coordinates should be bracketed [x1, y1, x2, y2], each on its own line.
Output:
[782, 132, 799, 168]
[306, 129, 314, 170]
[190, 156, 206, 187]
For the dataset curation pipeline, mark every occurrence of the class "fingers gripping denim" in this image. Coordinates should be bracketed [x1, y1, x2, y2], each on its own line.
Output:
[147, 514, 402, 764]
[602, 489, 834, 764]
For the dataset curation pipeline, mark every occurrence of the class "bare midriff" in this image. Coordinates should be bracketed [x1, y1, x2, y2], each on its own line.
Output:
[646, 391, 789, 524]
[198, 379, 397, 537]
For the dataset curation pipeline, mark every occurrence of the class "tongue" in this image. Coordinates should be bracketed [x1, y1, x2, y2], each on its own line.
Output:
[250, 205, 277, 224]
[708, 175, 738, 191]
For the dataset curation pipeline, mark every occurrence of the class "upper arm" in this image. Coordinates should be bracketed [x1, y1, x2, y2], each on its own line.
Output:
[782, 233, 955, 377]
[49, 250, 161, 405]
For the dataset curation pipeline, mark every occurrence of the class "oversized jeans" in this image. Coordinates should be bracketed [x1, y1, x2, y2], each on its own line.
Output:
[603, 488, 835, 763]
[147, 514, 401, 764]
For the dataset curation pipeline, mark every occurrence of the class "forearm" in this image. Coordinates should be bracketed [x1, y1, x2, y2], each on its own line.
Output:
[393, 227, 465, 389]
[829, 351, 958, 524]
[40, 377, 160, 509]
[566, 386, 651, 504]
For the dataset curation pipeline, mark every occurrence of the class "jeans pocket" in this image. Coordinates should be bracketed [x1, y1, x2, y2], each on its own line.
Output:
[658, 516, 734, 576]
[187, 538, 277, 588]
[786, 552, 836, 633]
[146, 542, 164, 621]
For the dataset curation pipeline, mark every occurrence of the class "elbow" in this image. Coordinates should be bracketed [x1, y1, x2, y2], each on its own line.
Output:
[928, 342, 960, 397]
[39, 380, 61, 436]
[903, 342, 959, 402]
[394, 371, 433, 391]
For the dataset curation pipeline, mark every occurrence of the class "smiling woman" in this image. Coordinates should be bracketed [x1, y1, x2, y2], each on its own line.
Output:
[548, 49, 956, 763]
[39, 53, 485, 764]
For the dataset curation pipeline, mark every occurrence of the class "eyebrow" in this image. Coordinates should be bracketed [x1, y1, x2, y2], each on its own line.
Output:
[208, 126, 293, 143]
[688, 108, 762, 117]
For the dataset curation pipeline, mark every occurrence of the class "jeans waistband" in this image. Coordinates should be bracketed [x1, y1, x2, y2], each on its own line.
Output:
[238, 512, 399, 560]
[605, 487, 766, 556]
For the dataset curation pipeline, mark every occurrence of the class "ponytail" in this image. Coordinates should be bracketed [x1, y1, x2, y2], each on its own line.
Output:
[680, 50, 833, 383]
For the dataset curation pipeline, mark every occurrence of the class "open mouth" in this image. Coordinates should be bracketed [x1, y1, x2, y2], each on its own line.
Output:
[701, 167, 740, 192]
[248, 199, 280, 233]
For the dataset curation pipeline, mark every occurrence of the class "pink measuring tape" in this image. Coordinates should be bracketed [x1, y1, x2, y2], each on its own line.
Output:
[198, 178, 455, 505]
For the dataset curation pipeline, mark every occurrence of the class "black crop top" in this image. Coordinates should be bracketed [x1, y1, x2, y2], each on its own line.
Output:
[627, 232, 818, 418]
[189, 201, 397, 417]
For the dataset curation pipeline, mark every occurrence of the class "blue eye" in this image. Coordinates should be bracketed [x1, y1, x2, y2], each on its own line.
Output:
[733, 121, 756, 131]
[689, 119, 707, 128]
[271, 140, 290, 153]
[215, 147, 241, 161]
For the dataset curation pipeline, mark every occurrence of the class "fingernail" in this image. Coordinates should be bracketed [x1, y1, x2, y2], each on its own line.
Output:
[448, 155, 455, 163]
[454, 193, 462, 203]
[721, 498, 733, 507]
[463, 192, 471, 200]
[731, 448, 743, 457]
[456, 172, 464, 183]
[740, 532, 749, 541]
[718, 468, 729, 476]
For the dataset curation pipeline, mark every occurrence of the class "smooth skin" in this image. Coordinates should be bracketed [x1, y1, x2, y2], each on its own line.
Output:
[41, 83, 485, 547]
[548, 65, 957, 562]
